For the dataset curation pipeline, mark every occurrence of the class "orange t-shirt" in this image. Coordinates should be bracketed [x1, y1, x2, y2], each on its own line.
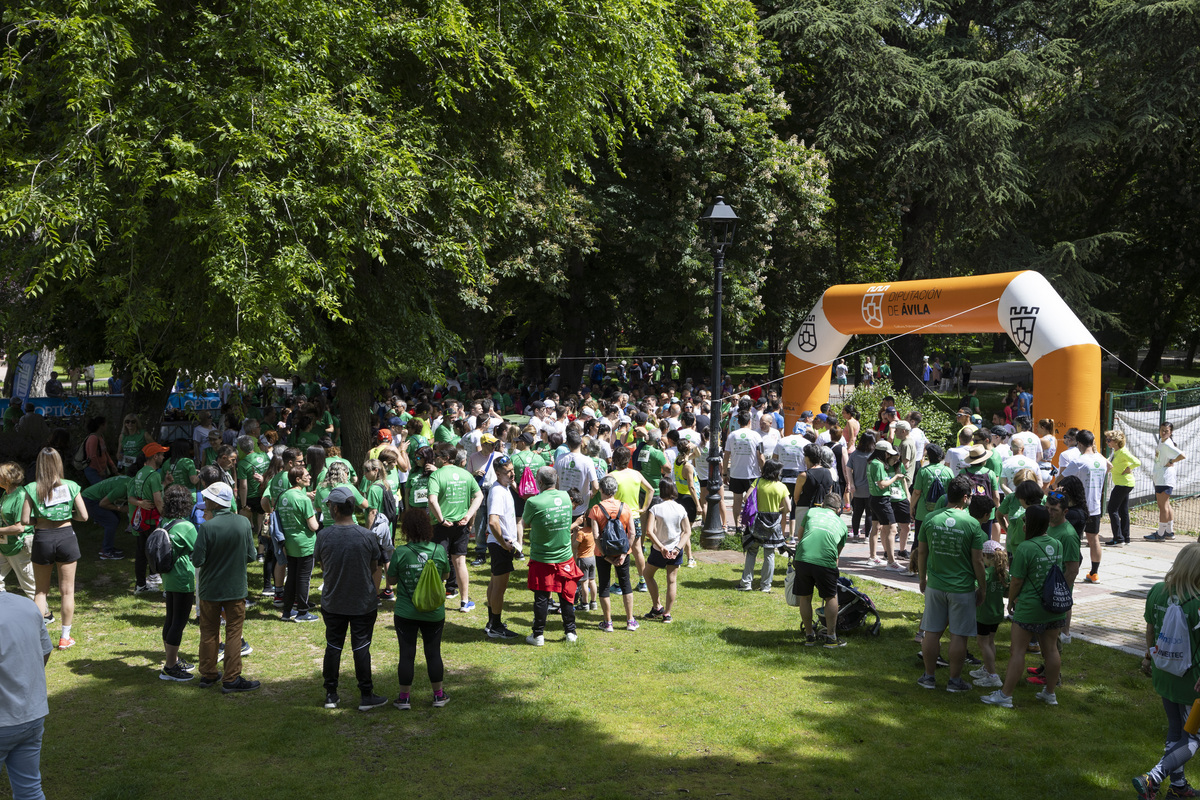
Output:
[573, 525, 596, 559]
[587, 498, 634, 555]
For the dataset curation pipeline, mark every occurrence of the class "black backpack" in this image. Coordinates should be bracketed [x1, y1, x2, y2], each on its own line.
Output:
[378, 482, 399, 524]
[145, 520, 183, 575]
[963, 469, 992, 502]
[597, 502, 630, 559]
[923, 466, 947, 512]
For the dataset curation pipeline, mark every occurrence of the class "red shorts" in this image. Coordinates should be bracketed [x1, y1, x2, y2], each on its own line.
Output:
[527, 559, 584, 603]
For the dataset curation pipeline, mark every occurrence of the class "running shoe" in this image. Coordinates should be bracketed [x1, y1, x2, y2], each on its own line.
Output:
[471, 557, 487, 567]
[1144, 533, 1168, 542]
[220, 677, 261, 694]
[99, 549, 125, 560]
[635, 580, 648, 593]
[57, 637, 75, 650]
[822, 635, 846, 649]
[358, 694, 389, 712]
[916, 675, 936, 690]
[1083, 572, 1100, 584]
[324, 693, 339, 709]
[609, 583, 623, 596]
[489, 625, 520, 640]
[805, 632, 819, 647]
[459, 601, 476, 613]
[175, 660, 195, 672]
[293, 612, 319, 622]
[946, 677, 971, 693]
[1035, 689, 1058, 706]
[661, 614, 673, 623]
[1166, 782, 1200, 798]
[525, 634, 544, 646]
[378, 588, 395, 601]
[644, 607, 664, 620]
[393, 695, 411, 711]
[598, 621, 614, 633]
[133, 585, 155, 595]
[981, 690, 1013, 708]
[565, 632, 579, 642]
[973, 673, 1003, 688]
[432, 692, 450, 708]
[445, 589, 459, 600]
[160, 663, 193, 682]
[627, 618, 640, 631]
[1133, 774, 1158, 800]
[686, 558, 697, 568]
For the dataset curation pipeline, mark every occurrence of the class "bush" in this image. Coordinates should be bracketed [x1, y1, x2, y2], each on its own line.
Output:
[829, 378, 956, 449]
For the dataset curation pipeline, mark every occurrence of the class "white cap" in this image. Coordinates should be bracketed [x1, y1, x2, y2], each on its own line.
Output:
[543, 400, 555, 409]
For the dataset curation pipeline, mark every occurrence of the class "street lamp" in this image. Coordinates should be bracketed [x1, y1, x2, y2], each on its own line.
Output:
[699, 196, 738, 550]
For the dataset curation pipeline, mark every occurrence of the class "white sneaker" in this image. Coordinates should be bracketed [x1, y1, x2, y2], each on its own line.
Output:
[565, 632, 578, 643]
[968, 666, 989, 681]
[1035, 689, 1058, 706]
[867, 556, 886, 566]
[1059, 632, 1072, 645]
[885, 562, 906, 572]
[525, 634, 544, 647]
[686, 559, 697, 568]
[981, 690, 1013, 708]
[973, 673, 1003, 688]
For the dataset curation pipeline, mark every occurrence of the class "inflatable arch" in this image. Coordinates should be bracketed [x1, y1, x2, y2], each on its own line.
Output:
[781, 271, 1101, 453]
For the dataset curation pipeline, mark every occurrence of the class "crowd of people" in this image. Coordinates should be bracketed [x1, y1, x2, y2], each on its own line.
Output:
[0, 356, 1195, 798]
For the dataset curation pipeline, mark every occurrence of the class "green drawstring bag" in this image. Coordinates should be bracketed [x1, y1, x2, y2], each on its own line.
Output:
[410, 546, 446, 613]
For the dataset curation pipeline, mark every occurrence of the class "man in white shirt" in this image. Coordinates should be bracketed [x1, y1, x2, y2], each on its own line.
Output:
[723, 411, 765, 533]
[1060, 429, 1108, 584]
[554, 430, 599, 519]
[906, 411, 928, 465]
[484, 456, 521, 640]
[813, 413, 833, 446]
[758, 414, 781, 458]
[945, 428, 973, 476]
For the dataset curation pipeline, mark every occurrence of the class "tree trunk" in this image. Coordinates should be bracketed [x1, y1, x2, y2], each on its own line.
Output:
[891, 334, 926, 398]
[522, 322, 545, 384]
[1138, 332, 1167, 387]
[122, 367, 178, 442]
[32, 348, 55, 395]
[337, 378, 373, 474]
[991, 334, 1008, 355]
[1184, 329, 1199, 370]
[557, 251, 589, 391]
[767, 331, 780, 382]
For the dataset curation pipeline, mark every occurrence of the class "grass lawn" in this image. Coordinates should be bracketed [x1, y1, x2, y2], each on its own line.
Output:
[32, 519, 1167, 800]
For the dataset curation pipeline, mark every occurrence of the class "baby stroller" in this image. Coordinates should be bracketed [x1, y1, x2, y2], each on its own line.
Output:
[817, 576, 882, 636]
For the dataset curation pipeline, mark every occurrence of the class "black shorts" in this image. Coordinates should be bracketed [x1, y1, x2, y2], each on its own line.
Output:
[729, 477, 754, 494]
[795, 561, 839, 600]
[1084, 514, 1101, 535]
[890, 499, 912, 524]
[977, 621, 1000, 637]
[31, 528, 81, 565]
[647, 546, 683, 568]
[488, 542, 515, 576]
[247, 496, 265, 515]
[869, 496, 895, 525]
[435, 523, 471, 557]
[678, 495, 697, 522]
[514, 495, 528, 518]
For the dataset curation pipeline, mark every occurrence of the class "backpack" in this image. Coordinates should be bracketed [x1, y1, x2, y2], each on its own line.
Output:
[145, 520, 183, 575]
[71, 436, 91, 472]
[518, 464, 538, 498]
[1153, 597, 1194, 677]
[963, 469, 992, 502]
[377, 482, 398, 524]
[597, 502, 630, 559]
[740, 480, 759, 531]
[1041, 563, 1074, 615]
[923, 467, 948, 512]
[409, 545, 446, 613]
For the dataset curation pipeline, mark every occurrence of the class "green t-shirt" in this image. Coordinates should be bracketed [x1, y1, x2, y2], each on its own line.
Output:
[118, 432, 148, 467]
[511, 449, 545, 485]
[407, 471, 431, 509]
[366, 481, 389, 516]
[161, 518, 198, 593]
[1010, 535, 1066, 624]
[387, 541, 450, 622]
[130, 464, 163, 504]
[522, 489, 574, 564]
[2, 406, 21, 432]
[867, 458, 889, 497]
[796, 507, 847, 570]
[986, 450, 1004, 478]
[0, 489, 33, 556]
[237, 452, 270, 499]
[427, 465, 480, 522]
[637, 446, 668, 496]
[918, 508, 985, 594]
[434, 423, 459, 444]
[1005, 505, 1029, 554]
[911, 464, 953, 522]
[314, 482, 366, 511]
[263, 470, 291, 504]
[290, 430, 321, 449]
[276, 487, 316, 557]
[317, 456, 358, 486]
[1145, 582, 1200, 704]
[1047, 520, 1082, 565]
[81, 475, 130, 505]
[169, 458, 197, 492]
[407, 435, 430, 462]
[23, 480, 81, 523]
[754, 479, 789, 513]
[978, 565, 1006, 625]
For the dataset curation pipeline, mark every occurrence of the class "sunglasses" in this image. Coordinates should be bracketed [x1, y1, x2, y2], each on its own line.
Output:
[495, 455, 512, 466]
[1047, 491, 1066, 502]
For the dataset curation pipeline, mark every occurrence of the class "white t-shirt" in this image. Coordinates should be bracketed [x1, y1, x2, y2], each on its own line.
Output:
[945, 445, 971, 476]
[726, 429, 764, 480]
[908, 427, 928, 464]
[554, 452, 597, 516]
[193, 425, 214, 460]
[468, 449, 499, 489]
[816, 429, 832, 446]
[487, 484, 517, 545]
[835, 363, 849, 381]
[649, 500, 688, 553]
[1001, 454, 1040, 490]
[678, 428, 702, 451]
[774, 435, 807, 473]
[1011, 431, 1041, 462]
[760, 429, 781, 458]
[462, 428, 483, 453]
[1154, 439, 1185, 487]
[1062, 452, 1108, 516]
[1058, 446, 1081, 474]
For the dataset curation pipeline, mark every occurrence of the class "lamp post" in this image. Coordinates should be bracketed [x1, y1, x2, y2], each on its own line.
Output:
[699, 196, 739, 550]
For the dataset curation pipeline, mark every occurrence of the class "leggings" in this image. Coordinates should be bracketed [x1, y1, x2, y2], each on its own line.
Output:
[1149, 697, 1200, 785]
[134, 533, 149, 586]
[596, 558, 633, 598]
[281, 555, 314, 615]
[262, 535, 278, 593]
[1108, 485, 1132, 542]
[162, 591, 194, 647]
[850, 497, 872, 535]
[395, 617, 445, 686]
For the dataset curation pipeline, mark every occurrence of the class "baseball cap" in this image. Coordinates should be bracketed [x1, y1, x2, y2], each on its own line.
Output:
[874, 440, 897, 455]
[884, 406, 897, 416]
[990, 426, 1009, 438]
[893, 420, 911, 432]
[581, 407, 596, 418]
[388, 416, 404, 426]
[201, 482, 233, 507]
[481, 433, 498, 444]
[800, 411, 814, 420]
[814, 413, 828, 423]
[543, 400, 555, 409]
[142, 442, 169, 457]
[327, 486, 355, 504]
[517, 432, 534, 445]
[377, 429, 392, 442]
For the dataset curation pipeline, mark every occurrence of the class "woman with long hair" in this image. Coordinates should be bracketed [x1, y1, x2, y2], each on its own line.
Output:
[386, 507, 451, 709]
[1133, 543, 1200, 799]
[1104, 429, 1140, 547]
[847, 430, 878, 541]
[21, 448, 88, 650]
[159, 484, 199, 681]
[81, 415, 117, 485]
[117, 414, 153, 471]
[1149, 422, 1186, 541]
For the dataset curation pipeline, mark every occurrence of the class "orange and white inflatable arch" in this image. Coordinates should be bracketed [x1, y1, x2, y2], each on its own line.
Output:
[782, 271, 1100, 449]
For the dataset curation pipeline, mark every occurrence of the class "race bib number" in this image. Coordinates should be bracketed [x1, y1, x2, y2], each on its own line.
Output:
[414, 486, 429, 504]
[45, 485, 72, 507]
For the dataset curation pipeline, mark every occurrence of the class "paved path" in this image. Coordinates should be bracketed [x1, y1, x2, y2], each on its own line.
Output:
[696, 493, 1182, 656]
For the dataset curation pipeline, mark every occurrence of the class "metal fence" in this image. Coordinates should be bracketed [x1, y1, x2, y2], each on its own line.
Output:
[1107, 387, 1200, 535]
